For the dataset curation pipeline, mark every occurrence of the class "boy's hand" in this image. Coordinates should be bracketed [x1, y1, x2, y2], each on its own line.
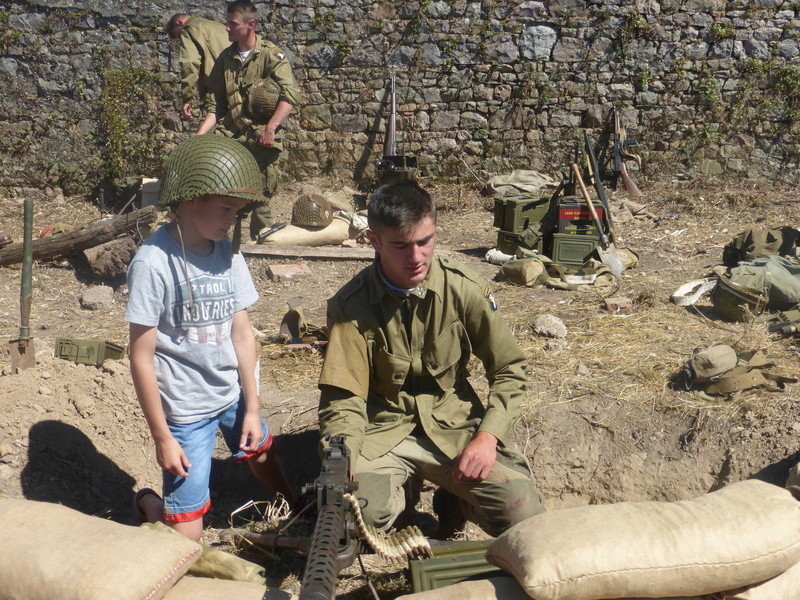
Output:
[240, 412, 263, 453]
[156, 436, 191, 477]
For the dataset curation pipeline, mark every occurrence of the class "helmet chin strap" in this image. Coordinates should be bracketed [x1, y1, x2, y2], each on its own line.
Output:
[173, 218, 195, 312]
[232, 214, 243, 254]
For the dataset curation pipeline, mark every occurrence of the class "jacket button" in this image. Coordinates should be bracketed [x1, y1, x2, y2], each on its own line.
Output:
[431, 363, 439, 369]
[393, 373, 402, 380]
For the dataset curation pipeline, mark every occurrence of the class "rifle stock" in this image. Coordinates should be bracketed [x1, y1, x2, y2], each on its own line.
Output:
[612, 106, 643, 198]
[619, 161, 642, 197]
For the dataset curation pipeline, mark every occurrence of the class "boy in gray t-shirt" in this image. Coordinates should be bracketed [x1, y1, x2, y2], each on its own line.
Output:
[126, 135, 297, 540]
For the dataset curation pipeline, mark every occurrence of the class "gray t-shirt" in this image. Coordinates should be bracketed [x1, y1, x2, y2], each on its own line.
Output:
[125, 225, 259, 423]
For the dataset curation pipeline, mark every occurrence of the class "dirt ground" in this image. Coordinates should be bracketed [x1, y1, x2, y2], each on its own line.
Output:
[2, 175, 800, 597]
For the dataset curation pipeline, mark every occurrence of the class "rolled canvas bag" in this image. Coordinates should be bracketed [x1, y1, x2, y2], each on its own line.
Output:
[486, 479, 800, 600]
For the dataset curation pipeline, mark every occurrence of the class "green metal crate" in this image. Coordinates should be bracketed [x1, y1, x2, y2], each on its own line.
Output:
[410, 539, 502, 592]
[550, 232, 599, 267]
[493, 195, 551, 233]
[55, 338, 126, 367]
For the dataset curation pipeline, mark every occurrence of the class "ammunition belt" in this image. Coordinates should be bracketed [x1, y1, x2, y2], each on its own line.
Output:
[345, 493, 433, 563]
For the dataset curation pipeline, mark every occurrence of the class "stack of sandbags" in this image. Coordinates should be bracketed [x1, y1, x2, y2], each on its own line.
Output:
[0, 498, 290, 600]
[399, 479, 800, 600]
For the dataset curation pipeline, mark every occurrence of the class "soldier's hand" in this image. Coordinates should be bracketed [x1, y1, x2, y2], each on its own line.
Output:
[256, 126, 276, 147]
[182, 102, 195, 121]
[156, 436, 191, 478]
[452, 431, 497, 482]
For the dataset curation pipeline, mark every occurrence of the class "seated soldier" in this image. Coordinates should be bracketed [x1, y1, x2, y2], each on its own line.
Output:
[318, 180, 545, 538]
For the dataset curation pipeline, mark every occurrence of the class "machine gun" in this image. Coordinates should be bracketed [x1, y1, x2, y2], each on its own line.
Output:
[612, 106, 643, 198]
[375, 70, 417, 186]
[299, 437, 360, 600]
[227, 436, 432, 600]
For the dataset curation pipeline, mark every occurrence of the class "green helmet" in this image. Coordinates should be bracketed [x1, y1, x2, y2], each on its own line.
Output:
[156, 135, 266, 211]
[291, 193, 333, 228]
[247, 77, 280, 122]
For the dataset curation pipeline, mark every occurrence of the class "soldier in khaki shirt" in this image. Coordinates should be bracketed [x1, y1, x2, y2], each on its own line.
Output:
[319, 181, 545, 538]
[197, 0, 301, 241]
[166, 14, 229, 122]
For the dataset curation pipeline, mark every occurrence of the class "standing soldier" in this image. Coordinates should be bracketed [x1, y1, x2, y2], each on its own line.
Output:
[166, 14, 229, 122]
[197, 0, 301, 242]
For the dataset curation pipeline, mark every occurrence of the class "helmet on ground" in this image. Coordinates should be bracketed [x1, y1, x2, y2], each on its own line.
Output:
[291, 193, 333, 228]
[156, 135, 266, 211]
[247, 77, 280, 122]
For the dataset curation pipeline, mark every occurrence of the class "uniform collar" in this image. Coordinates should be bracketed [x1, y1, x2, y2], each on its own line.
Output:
[368, 256, 444, 304]
[234, 34, 262, 63]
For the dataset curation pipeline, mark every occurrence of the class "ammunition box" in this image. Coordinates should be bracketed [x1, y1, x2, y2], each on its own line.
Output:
[493, 195, 551, 233]
[551, 232, 599, 267]
[496, 229, 544, 255]
[410, 539, 501, 592]
[55, 338, 125, 367]
[557, 197, 603, 235]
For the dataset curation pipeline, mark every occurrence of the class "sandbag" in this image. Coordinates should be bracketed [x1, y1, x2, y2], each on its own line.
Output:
[0, 498, 201, 600]
[163, 576, 291, 599]
[722, 559, 800, 599]
[142, 522, 266, 584]
[259, 218, 351, 246]
[394, 577, 708, 600]
[486, 479, 800, 600]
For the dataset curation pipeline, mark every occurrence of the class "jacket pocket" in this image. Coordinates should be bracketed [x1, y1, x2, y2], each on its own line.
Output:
[369, 334, 410, 399]
[422, 320, 470, 392]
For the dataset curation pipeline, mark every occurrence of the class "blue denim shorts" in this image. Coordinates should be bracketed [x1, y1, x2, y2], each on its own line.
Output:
[162, 398, 272, 523]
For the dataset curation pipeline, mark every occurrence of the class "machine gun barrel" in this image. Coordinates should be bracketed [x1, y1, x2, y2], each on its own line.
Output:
[383, 71, 397, 158]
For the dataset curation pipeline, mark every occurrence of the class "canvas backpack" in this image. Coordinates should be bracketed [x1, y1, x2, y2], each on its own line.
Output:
[722, 227, 800, 268]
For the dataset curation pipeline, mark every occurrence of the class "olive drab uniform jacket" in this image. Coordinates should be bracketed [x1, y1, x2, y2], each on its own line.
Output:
[318, 256, 528, 464]
[177, 16, 229, 109]
[204, 34, 301, 152]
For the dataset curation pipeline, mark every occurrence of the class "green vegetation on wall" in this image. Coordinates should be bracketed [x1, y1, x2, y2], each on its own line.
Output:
[98, 67, 162, 183]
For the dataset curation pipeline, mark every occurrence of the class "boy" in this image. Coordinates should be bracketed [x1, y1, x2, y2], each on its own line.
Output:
[127, 134, 296, 540]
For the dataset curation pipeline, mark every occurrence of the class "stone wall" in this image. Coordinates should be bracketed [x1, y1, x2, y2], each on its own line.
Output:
[2, 0, 800, 197]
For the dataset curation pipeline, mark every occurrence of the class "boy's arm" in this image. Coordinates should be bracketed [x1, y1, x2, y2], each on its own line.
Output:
[231, 309, 262, 453]
[129, 323, 191, 477]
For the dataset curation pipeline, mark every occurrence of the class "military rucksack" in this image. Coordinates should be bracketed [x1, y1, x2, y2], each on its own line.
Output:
[722, 227, 800, 268]
[711, 256, 800, 321]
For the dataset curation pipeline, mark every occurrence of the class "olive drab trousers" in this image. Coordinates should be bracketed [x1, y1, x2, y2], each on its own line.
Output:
[353, 432, 545, 537]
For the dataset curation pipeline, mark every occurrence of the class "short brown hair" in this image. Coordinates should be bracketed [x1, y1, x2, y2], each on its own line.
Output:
[227, 0, 257, 21]
[165, 13, 188, 37]
[368, 181, 436, 233]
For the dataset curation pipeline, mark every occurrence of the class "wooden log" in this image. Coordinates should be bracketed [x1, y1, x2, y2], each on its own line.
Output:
[240, 243, 375, 260]
[0, 206, 159, 267]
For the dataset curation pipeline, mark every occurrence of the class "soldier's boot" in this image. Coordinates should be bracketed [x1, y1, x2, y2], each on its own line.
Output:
[432, 488, 467, 539]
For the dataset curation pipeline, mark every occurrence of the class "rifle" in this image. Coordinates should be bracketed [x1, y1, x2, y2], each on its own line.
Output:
[612, 106, 643, 198]
[583, 130, 613, 230]
[228, 435, 432, 600]
[375, 71, 416, 185]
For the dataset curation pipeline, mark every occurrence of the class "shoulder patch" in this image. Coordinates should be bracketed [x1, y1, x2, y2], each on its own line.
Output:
[483, 284, 498, 312]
